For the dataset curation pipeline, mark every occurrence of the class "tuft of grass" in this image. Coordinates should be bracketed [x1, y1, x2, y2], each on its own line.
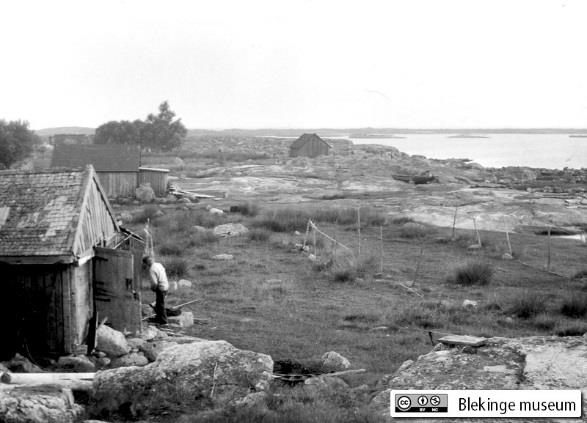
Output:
[253, 209, 311, 232]
[230, 201, 260, 217]
[398, 223, 433, 239]
[248, 228, 271, 242]
[571, 269, 587, 280]
[531, 313, 558, 331]
[164, 257, 188, 278]
[158, 242, 184, 256]
[333, 268, 356, 283]
[507, 292, 548, 319]
[188, 230, 219, 247]
[555, 321, 587, 337]
[446, 261, 493, 286]
[390, 216, 414, 225]
[559, 295, 587, 318]
[131, 205, 161, 223]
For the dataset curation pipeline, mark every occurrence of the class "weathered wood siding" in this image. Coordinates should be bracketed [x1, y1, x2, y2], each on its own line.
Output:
[94, 247, 142, 334]
[1, 264, 75, 357]
[96, 171, 138, 198]
[73, 177, 118, 257]
[290, 139, 330, 158]
[139, 168, 169, 197]
[72, 261, 92, 347]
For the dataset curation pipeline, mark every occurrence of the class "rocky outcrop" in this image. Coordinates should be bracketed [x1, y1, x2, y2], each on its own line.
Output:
[371, 336, 587, 421]
[213, 223, 249, 237]
[321, 351, 351, 372]
[0, 384, 83, 423]
[91, 340, 273, 416]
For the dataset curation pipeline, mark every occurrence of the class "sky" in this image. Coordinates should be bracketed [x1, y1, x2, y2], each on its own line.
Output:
[1, 0, 586, 130]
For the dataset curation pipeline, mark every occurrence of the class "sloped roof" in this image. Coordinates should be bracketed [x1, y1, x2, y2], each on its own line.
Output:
[0, 166, 117, 261]
[289, 133, 331, 151]
[51, 144, 140, 172]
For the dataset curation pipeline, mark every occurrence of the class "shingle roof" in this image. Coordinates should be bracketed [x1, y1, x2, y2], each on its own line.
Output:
[289, 133, 331, 151]
[51, 144, 140, 172]
[0, 167, 89, 258]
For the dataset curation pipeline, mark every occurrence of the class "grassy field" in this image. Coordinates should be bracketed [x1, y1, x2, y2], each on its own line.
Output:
[122, 201, 587, 382]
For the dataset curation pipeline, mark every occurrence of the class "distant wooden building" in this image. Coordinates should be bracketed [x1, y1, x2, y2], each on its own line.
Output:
[289, 133, 331, 158]
[0, 166, 143, 358]
[51, 144, 169, 197]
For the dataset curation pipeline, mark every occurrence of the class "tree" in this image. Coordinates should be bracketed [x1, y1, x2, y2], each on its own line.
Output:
[93, 102, 187, 152]
[141, 101, 187, 151]
[0, 120, 38, 169]
[94, 120, 144, 146]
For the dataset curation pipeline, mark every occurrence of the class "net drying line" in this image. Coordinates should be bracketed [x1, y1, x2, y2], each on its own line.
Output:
[303, 219, 352, 251]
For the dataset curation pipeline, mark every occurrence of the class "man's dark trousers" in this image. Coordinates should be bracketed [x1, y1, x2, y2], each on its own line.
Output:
[155, 288, 168, 324]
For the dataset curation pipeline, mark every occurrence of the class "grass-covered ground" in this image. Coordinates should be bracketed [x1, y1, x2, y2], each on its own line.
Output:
[121, 201, 587, 380]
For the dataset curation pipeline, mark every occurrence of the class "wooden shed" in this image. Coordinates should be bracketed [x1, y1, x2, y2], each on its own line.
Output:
[289, 133, 331, 158]
[139, 167, 170, 197]
[0, 166, 143, 359]
[51, 144, 141, 198]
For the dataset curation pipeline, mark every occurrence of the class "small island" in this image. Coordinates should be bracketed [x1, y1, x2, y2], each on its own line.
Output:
[447, 134, 490, 139]
[350, 133, 406, 139]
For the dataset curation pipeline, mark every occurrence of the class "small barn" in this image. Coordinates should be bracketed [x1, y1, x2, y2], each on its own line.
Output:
[51, 144, 170, 198]
[289, 133, 331, 158]
[0, 166, 143, 358]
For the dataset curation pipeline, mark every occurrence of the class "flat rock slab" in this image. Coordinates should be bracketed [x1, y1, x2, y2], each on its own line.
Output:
[439, 335, 487, 347]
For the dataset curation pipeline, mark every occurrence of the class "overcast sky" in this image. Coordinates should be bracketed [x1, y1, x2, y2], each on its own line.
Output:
[1, 0, 586, 129]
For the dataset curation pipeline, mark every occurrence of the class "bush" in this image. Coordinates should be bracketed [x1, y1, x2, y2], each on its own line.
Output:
[447, 261, 493, 286]
[559, 295, 587, 318]
[164, 258, 188, 278]
[507, 293, 548, 319]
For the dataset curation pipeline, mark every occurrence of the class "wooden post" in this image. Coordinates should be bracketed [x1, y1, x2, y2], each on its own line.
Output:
[379, 225, 384, 274]
[473, 217, 482, 246]
[412, 245, 424, 285]
[546, 225, 551, 271]
[313, 226, 317, 259]
[357, 206, 361, 257]
[505, 230, 513, 255]
[452, 206, 458, 239]
[302, 220, 311, 249]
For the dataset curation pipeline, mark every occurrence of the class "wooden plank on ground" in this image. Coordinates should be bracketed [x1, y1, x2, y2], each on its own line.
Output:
[439, 335, 487, 347]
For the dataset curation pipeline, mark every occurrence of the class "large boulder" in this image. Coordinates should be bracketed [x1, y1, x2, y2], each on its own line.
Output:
[370, 336, 587, 421]
[321, 351, 351, 372]
[96, 325, 130, 357]
[91, 340, 273, 416]
[0, 384, 84, 423]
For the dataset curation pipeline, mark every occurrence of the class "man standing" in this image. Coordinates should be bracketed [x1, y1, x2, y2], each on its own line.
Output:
[142, 256, 169, 324]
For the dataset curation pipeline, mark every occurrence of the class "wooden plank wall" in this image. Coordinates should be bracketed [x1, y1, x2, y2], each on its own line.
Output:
[2, 264, 72, 356]
[73, 178, 118, 257]
[96, 171, 138, 198]
[139, 169, 168, 197]
[296, 139, 329, 158]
